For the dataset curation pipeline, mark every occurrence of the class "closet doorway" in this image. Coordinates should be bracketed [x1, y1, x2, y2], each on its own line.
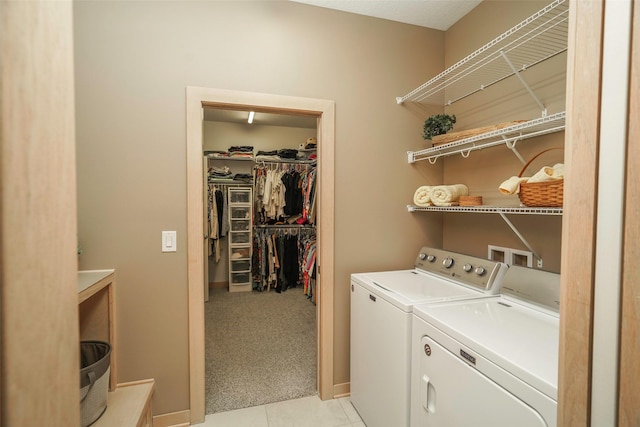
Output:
[204, 108, 318, 414]
[186, 87, 335, 424]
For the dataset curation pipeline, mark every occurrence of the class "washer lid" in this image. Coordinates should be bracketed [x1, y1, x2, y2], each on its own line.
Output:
[351, 270, 483, 312]
[414, 297, 559, 400]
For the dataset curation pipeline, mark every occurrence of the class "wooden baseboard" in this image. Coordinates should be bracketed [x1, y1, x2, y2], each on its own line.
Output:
[152, 409, 190, 427]
[333, 382, 350, 398]
[209, 281, 228, 289]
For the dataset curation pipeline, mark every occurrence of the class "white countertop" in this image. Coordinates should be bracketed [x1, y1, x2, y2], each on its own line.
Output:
[78, 269, 115, 294]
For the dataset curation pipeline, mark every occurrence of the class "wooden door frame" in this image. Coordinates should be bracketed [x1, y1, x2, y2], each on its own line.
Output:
[560, 0, 638, 424]
[186, 86, 335, 424]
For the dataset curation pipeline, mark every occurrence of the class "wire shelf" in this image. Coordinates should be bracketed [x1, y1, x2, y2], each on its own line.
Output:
[407, 205, 563, 215]
[397, 0, 569, 106]
[408, 111, 565, 163]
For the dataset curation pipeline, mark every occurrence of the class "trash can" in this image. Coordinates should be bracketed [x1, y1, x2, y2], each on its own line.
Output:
[80, 341, 111, 427]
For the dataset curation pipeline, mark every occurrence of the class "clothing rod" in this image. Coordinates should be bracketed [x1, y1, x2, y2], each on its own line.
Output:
[207, 181, 252, 186]
[255, 224, 315, 229]
[254, 159, 317, 165]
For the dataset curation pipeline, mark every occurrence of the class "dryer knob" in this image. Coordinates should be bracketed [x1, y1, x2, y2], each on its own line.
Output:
[426, 255, 436, 262]
[463, 263, 473, 272]
[475, 266, 487, 276]
[419, 253, 427, 260]
[443, 257, 454, 268]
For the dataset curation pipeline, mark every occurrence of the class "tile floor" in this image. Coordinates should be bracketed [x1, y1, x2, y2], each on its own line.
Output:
[199, 395, 365, 427]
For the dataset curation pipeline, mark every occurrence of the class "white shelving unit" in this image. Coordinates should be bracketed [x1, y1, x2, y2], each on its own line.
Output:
[402, 0, 568, 166]
[228, 187, 253, 292]
[396, 0, 569, 109]
[400, 0, 569, 267]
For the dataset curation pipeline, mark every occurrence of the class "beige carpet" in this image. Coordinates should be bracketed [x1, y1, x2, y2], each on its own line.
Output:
[205, 286, 317, 414]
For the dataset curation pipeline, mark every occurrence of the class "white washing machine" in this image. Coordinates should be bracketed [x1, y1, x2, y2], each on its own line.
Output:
[410, 265, 560, 427]
[350, 247, 508, 427]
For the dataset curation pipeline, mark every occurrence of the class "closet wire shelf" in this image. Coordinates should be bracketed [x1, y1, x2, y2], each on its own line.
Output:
[408, 112, 565, 164]
[407, 205, 563, 215]
[396, 0, 569, 107]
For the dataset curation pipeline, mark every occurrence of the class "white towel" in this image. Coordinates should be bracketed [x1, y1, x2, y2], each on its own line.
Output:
[431, 184, 469, 206]
[499, 176, 530, 195]
[552, 163, 564, 178]
[413, 186, 433, 207]
[528, 163, 565, 183]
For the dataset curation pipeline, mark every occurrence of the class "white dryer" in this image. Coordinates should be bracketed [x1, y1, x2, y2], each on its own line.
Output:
[350, 247, 508, 427]
[410, 265, 560, 427]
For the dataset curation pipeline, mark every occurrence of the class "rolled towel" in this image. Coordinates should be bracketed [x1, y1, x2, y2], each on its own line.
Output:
[499, 176, 530, 195]
[552, 163, 564, 178]
[431, 184, 469, 206]
[528, 166, 557, 183]
[413, 186, 433, 207]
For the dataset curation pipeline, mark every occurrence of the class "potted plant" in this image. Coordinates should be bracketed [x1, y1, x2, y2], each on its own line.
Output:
[422, 114, 456, 140]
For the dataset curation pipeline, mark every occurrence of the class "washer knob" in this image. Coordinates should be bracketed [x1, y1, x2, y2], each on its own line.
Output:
[419, 253, 427, 260]
[426, 255, 436, 262]
[442, 257, 454, 268]
[463, 263, 473, 272]
[474, 266, 487, 276]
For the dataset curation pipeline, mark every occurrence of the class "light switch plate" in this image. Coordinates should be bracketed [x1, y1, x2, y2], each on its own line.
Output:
[162, 231, 177, 252]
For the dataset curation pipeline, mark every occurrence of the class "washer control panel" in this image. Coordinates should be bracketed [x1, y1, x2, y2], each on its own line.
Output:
[414, 247, 508, 292]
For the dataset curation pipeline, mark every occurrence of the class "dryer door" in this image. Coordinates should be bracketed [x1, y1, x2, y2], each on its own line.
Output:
[415, 336, 549, 427]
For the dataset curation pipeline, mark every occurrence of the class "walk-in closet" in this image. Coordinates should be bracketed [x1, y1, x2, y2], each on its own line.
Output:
[202, 108, 319, 414]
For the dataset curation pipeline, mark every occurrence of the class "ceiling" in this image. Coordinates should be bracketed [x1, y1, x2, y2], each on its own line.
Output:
[290, 0, 483, 31]
[205, 1, 482, 128]
[203, 108, 318, 129]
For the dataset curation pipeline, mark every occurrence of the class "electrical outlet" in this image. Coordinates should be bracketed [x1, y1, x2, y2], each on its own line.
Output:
[510, 248, 533, 267]
[488, 245, 508, 263]
[488, 245, 533, 267]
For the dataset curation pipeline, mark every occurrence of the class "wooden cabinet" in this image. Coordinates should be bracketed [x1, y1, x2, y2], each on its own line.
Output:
[78, 270, 155, 426]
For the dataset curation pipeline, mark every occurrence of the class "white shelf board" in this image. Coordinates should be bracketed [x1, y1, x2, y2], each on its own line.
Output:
[407, 204, 563, 215]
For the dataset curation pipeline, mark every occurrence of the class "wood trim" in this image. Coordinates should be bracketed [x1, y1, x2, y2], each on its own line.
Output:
[0, 1, 79, 425]
[152, 409, 191, 427]
[186, 87, 207, 422]
[558, 0, 604, 425]
[618, 2, 639, 424]
[93, 380, 155, 427]
[333, 382, 350, 399]
[186, 87, 336, 424]
[317, 101, 335, 401]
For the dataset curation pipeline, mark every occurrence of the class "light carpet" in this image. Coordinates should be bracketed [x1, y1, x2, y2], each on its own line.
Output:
[205, 286, 317, 414]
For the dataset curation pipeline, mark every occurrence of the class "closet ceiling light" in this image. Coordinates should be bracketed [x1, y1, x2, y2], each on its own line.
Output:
[248, 111, 255, 124]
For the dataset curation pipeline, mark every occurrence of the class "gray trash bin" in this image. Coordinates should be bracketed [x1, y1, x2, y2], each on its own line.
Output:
[80, 341, 111, 427]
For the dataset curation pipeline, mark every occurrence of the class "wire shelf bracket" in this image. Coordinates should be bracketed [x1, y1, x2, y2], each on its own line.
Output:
[498, 211, 544, 268]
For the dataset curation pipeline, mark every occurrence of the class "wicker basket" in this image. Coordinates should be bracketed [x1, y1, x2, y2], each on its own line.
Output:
[518, 148, 564, 207]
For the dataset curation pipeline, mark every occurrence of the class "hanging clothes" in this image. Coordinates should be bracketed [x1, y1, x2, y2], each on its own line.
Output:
[254, 163, 317, 225]
[252, 226, 316, 295]
[206, 182, 238, 262]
